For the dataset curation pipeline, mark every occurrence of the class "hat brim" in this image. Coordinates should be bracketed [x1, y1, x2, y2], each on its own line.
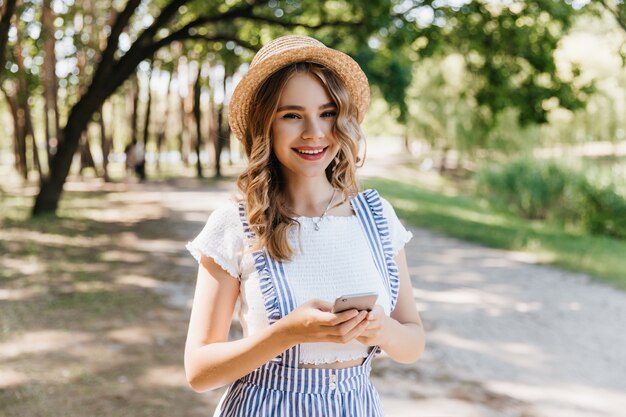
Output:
[228, 46, 370, 143]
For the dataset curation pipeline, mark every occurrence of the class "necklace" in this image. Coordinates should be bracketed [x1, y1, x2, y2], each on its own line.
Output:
[312, 188, 337, 231]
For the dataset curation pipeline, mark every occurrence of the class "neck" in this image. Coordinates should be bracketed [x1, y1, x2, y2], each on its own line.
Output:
[282, 176, 336, 217]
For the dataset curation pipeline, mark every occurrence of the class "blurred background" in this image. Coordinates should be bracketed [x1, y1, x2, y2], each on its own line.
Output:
[1, 0, 625, 416]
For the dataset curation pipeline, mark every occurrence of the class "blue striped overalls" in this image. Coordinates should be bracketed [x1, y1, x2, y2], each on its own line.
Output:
[214, 189, 400, 416]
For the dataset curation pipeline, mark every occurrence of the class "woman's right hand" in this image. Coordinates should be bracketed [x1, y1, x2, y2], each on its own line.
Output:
[277, 299, 370, 346]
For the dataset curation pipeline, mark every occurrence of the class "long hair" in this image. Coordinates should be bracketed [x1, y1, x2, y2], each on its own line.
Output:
[236, 62, 367, 262]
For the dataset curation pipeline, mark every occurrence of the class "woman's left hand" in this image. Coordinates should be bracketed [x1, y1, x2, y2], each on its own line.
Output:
[356, 304, 389, 346]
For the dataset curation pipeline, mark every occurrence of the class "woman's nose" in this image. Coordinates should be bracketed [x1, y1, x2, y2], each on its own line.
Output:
[301, 118, 325, 140]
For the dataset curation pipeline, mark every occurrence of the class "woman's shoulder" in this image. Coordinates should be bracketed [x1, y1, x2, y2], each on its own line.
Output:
[210, 198, 241, 219]
[355, 188, 395, 213]
[203, 198, 245, 234]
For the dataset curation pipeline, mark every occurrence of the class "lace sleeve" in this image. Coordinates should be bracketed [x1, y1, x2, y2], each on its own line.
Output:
[186, 202, 244, 279]
[380, 197, 413, 256]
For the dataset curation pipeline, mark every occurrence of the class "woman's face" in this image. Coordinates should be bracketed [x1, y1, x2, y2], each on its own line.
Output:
[271, 72, 340, 181]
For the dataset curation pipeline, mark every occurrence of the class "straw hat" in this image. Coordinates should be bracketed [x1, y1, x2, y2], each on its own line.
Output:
[228, 35, 370, 143]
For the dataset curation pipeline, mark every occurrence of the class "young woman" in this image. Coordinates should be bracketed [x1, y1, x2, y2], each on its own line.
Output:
[184, 35, 425, 416]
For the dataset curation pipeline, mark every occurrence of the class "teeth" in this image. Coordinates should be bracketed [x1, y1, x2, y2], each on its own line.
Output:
[296, 148, 324, 155]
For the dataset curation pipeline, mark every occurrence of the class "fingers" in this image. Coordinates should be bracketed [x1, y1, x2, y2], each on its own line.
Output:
[325, 311, 369, 343]
[335, 315, 370, 343]
[308, 298, 334, 312]
[366, 304, 384, 321]
[316, 308, 359, 326]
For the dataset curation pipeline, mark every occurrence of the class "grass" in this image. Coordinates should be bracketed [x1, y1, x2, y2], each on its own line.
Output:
[363, 174, 626, 290]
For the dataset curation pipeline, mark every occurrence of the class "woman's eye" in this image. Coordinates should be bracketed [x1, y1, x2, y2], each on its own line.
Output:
[282, 113, 301, 119]
[322, 111, 337, 118]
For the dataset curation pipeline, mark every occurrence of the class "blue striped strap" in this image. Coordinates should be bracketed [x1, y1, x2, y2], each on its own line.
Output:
[352, 189, 401, 311]
[238, 202, 300, 367]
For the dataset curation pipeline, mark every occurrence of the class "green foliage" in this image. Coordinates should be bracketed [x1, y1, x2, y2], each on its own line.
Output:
[405, 56, 544, 158]
[475, 158, 573, 219]
[475, 158, 626, 238]
[561, 177, 626, 239]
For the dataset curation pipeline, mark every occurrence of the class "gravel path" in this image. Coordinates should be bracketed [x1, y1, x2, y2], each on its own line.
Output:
[381, 227, 626, 417]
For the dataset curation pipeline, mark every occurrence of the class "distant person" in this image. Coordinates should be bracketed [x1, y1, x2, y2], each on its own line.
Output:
[184, 35, 425, 416]
[133, 139, 146, 181]
[124, 141, 136, 181]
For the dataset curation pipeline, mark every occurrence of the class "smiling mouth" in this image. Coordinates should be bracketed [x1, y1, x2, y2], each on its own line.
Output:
[293, 147, 328, 155]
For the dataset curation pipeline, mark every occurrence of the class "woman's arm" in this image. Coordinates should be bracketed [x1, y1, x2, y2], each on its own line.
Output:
[184, 256, 369, 392]
[357, 248, 425, 363]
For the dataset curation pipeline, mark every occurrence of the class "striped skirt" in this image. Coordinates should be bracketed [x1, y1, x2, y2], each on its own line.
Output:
[213, 361, 384, 416]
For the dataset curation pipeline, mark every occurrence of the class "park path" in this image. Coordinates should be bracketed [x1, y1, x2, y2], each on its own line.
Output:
[121, 141, 626, 417]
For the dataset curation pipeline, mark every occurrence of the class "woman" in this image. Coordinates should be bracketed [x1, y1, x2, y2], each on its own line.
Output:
[184, 35, 425, 416]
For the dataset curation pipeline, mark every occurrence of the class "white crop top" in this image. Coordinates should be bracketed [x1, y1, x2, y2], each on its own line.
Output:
[187, 192, 413, 364]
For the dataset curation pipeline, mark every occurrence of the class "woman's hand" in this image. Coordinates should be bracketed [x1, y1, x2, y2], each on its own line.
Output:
[356, 304, 390, 346]
[278, 299, 370, 346]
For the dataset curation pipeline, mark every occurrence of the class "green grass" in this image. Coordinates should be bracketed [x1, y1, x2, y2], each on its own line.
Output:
[363, 176, 626, 290]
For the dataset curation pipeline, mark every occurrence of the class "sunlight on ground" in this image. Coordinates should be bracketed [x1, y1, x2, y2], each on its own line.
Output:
[1, 229, 109, 248]
[107, 326, 155, 345]
[505, 250, 546, 264]
[442, 205, 511, 227]
[0, 368, 29, 388]
[100, 250, 146, 263]
[428, 331, 549, 373]
[0, 257, 45, 275]
[132, 238, 183, 253]
[413, 287, 516, 308]
[427, 330, 488, 354]
[487, 380, 626, 417]
[0, 330, 93, 359]
[138, 365, 188, 388]
[0, 287, 46, 301]
[115, 274, 163, 289]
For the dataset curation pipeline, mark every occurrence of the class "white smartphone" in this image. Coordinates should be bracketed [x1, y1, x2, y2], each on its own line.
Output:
[332, 292, 378, 313]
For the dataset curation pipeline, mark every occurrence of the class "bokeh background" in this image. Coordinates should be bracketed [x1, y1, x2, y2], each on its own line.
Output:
[1, 1, 625, 416]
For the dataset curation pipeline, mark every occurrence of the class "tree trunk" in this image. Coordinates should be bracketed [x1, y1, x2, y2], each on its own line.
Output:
[33, 96, 103, 215]
[143, 59, 154, 148]
[2, 89, 27, 179]
[13, 36, 37, 180]
[99, 104, 111, 182]
[178, 60, 191, 167]
[155, 69, 173, 172]
[42, 0, 60, 166]
[24, 102, 43, 179]
[206, 73, 218, 171]
[215, 64, 234, 178]
[193, 62, 203, 178]
[130, 72, 140, 144]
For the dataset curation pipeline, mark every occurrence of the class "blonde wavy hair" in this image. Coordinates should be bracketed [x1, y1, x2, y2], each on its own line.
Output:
[236, 62, 367, 262]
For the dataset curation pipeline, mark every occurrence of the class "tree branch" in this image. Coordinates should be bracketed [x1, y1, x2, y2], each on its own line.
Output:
[241, 13, 363, 29]
[181, 34, 260, 52]
[0, 0, 18, 71]
[598, 0, 626, 32]
[145, 4, 263, 53]
[140, 0, 190, 41]
[91, 0, 143, 87]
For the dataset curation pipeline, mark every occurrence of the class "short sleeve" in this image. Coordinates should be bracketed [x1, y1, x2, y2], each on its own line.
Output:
[186, 202, 244, 279]
[379, 197, 413, 256]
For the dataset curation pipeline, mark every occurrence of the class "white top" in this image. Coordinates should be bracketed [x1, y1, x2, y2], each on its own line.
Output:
[187, 194, 413, 364]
